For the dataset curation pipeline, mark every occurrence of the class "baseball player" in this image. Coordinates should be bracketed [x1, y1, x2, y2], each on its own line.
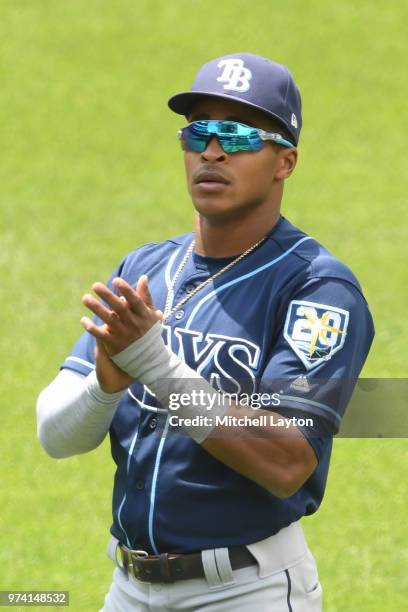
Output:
[37, 53, 374, 611]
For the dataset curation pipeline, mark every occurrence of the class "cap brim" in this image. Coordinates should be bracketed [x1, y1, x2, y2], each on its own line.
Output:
[168, 91, 297, 145]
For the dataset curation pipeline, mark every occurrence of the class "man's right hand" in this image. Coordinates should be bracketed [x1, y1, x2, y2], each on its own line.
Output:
[95, 339, 134, 393]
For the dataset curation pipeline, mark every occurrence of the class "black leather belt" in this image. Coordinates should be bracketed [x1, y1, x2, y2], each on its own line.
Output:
[119, 545, 257, 583]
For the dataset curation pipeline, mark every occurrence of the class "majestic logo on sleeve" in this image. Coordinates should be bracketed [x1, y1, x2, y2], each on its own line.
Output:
[217, 59, 252, 92]
[284, 300, 349, 370]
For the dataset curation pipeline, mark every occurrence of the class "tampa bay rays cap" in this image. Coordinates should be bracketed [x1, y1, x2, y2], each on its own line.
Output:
[168, 52, 302, 145]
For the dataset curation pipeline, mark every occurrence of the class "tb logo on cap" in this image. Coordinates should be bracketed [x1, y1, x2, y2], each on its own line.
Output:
[217, 59, 252, 93]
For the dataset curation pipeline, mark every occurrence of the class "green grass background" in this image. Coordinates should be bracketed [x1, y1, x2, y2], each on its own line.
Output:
[1, 1, 407, 610]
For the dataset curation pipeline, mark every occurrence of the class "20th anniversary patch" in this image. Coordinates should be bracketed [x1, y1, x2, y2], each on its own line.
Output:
[283, 300, 349, 370]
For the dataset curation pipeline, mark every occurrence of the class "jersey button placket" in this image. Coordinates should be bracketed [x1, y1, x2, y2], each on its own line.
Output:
[170, 273, 209, 322]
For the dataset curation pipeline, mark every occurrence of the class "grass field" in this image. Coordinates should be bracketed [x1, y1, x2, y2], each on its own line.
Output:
[0, 1, 407, 610]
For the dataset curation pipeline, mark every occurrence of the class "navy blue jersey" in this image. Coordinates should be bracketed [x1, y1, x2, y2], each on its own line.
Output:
[62, 216, 374, 553]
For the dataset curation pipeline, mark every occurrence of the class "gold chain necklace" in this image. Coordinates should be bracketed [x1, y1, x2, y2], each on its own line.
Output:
[162, 236, 266, 322]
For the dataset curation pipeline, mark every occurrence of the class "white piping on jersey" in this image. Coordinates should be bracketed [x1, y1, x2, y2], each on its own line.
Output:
[148, 414, 170, 555]
[116, 388, 146, 548]
[65, 356, 95, 370]
[279, 395, 341, 425]
[146, 247, 185, 554]
[185, 236, 313, 330]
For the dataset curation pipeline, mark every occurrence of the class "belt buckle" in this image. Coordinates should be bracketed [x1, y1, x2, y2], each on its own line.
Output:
[132, 549, 149, 558]
[128, 549, 149, 581]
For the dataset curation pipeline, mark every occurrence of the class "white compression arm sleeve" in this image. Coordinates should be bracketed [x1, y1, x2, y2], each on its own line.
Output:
[36, 369, 126, 458]
[112, 321, 229, 443]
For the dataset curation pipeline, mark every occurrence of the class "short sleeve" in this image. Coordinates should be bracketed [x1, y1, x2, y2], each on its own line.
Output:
[61, 330, 96, 376]
[260, 278, 374, 459]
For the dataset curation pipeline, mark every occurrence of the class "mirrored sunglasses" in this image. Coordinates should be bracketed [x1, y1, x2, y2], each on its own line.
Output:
[178, 120, 295, 154]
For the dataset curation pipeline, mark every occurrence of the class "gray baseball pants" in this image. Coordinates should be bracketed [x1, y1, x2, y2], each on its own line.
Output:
[100, 523, 322, 611]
